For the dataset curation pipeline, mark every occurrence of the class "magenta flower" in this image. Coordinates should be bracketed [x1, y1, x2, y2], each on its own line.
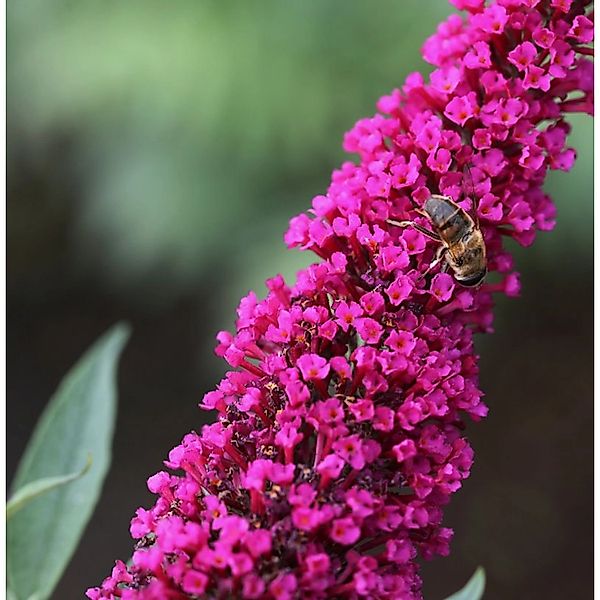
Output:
[89, 2, 592, 599]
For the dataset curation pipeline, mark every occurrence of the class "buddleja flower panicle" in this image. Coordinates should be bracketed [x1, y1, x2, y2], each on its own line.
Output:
[89, 1, 592, 598]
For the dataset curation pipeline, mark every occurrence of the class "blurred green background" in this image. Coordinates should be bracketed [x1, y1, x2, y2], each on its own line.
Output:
[7, 1, 592, 598]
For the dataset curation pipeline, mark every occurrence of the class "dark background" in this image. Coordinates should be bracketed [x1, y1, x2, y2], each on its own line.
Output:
[7, 1, 592, 598]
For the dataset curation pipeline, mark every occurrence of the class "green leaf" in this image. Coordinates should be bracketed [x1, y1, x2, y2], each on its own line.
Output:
[443, 567, 486, 600]
[7, 323, 130, 600]
[6, 454, 92, 520]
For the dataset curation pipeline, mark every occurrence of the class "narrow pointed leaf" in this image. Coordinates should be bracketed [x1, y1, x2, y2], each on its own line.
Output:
[443, 567, 486, 600]
[7, 324, 130, 600]
[6, 454, 92, 520]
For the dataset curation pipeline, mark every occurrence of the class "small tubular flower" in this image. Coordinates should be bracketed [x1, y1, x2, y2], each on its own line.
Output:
[89, 2, 592, 599]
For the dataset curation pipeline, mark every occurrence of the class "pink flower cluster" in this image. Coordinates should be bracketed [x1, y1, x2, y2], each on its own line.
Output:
[89, 1, 592, 599]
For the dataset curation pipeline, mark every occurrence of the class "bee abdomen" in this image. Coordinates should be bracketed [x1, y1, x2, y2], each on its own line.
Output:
[424, 196, 470, 244]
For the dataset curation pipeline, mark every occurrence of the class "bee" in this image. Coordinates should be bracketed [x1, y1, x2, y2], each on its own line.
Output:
[387, 194, 487, 287]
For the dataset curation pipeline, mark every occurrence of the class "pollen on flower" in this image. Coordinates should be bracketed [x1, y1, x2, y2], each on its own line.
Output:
[89, 1, 592, 599]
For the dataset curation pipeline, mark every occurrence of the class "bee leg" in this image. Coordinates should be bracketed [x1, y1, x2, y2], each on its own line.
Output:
[418, 246, 447, 281]
[386, 219, 442, 242]
[406, 195, 426, 213]
[462, 163, 481, 229]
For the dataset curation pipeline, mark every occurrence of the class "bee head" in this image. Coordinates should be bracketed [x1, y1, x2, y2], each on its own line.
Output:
[455, 268, 487, 287]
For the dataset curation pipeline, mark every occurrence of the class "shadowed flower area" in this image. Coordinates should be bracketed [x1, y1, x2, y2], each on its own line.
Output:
[88, 1, 592, 598]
